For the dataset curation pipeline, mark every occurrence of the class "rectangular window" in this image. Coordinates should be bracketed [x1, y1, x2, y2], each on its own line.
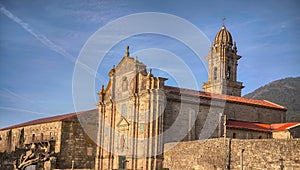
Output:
[105, 128, 109, 136]
[122, 104, 126, 117]
[214, 67, 218, 80]
[87, 147, 93, 156]
[140, 123, 145, 132]
[119, 156, 126, 169]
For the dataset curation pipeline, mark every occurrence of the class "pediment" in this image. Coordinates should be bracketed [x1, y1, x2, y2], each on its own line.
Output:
[115, 56, 146, 76]
[117, 116, 130, 127]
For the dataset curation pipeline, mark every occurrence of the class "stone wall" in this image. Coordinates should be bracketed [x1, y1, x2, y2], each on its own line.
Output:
[0, 110, 98, 170]
[272, 131, 292, 139]
[163, 138, 300, 170]
[0, 122, 62, 153]
[163, 92, 286, 143]
[0, 121, 61, 170]
[57, 115, 97, 169]
[226, 128, 270, 139]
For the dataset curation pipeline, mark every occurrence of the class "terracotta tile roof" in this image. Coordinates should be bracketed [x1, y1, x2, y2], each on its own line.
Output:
[271, 122, 300, 131]
[227, 120, 300, 132]
[164, 86, 287, 111]
[0, 109, 98, 131]
[227, 120, 271, 132]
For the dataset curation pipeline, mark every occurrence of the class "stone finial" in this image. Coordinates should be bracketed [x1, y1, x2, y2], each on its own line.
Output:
[148, 68, 153, 77]
[210, 43, 213, 52]
[233, 41, 237, 53]
[108, 65, 116, 77]
[126, 45, 129, 57]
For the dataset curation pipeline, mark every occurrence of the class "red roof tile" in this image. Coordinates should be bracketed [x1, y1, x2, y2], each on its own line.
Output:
[227, 120, 300, 132]
[271, 122, 300, 131]
[0, 109, 98, 131]
[164, 86, 287, 111]
[227, 120, 271, 132]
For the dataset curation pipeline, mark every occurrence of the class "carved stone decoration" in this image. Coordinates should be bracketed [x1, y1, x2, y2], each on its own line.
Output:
[14, 142, 54, 170]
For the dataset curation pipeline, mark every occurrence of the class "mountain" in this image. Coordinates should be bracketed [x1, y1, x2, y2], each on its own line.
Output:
[244, 77, 300, 122]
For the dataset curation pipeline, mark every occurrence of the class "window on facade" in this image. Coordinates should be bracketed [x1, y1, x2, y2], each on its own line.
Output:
[41, 133, 44, 141]
[32, 134, 35, 142]
[232, 133, 236, 138]
[105, 128, 109, 136]
[258, 135, 262, 139]
[226, 66, 231, 79]
[214, 67, 218, 80]
[140, 123, 145, 132]
[122, 77, 128, 92]
[87, 147, 93, 156]
[121, 104, 127, 117]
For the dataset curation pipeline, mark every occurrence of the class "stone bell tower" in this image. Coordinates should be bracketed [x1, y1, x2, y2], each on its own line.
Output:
[202, 24, 244, 96]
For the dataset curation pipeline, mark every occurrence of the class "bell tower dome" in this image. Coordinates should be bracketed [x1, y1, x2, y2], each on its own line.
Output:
[214, 25, 233, 49]
[202, 24, 244, 96]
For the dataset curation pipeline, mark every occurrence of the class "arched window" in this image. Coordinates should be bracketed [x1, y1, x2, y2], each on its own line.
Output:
[213, 67, 218, 80]
[122, 77, 128, 91]
[226, 66, 231, 79]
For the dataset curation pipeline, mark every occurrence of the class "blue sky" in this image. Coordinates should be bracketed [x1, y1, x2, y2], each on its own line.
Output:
[0, 0, 299, 128]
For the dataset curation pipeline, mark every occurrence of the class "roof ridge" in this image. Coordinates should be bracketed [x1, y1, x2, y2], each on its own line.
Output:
[262, 100, 286, 109]
[164, 86, 287, 111]
[0, 109, 98, 131]
[227, 120, 300, 132]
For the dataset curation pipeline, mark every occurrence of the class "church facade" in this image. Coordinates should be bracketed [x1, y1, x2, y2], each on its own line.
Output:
[1, 25, 296, 170]
[94, 25, 287, 170]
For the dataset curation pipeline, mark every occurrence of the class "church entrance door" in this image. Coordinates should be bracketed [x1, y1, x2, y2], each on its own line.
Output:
[118, 155, 126, 169]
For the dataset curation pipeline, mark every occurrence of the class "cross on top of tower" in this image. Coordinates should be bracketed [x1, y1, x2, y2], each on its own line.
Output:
[222, 17, 226, 27]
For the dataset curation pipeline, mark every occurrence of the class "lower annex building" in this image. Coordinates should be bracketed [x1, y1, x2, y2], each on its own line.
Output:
[1, 25, 299, 170]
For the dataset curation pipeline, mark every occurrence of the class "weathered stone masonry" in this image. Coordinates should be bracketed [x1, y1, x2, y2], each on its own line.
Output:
[164, 138, 300, 169]
[0, 109, 98, 170]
